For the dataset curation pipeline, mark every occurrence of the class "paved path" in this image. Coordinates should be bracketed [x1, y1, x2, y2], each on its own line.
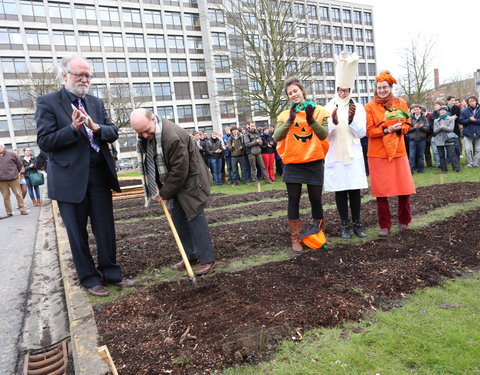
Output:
[0, 193, 41, 374]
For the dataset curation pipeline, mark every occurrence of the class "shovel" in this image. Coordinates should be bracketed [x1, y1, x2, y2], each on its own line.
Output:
[160, 199, 198, 288]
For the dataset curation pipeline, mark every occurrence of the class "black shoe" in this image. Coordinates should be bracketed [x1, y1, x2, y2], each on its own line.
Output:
[340, 220, 352, 239]
[353, 220, 368, 238]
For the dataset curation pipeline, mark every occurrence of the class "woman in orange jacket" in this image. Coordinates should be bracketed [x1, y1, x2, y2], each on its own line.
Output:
[365, 71, 416, 237]
[274, 77, 329, 251]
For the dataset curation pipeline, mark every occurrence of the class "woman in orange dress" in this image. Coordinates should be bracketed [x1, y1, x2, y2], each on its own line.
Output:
[365, 71, 416, 237]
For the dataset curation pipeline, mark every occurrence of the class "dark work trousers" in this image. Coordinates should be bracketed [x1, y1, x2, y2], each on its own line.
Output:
[57, 166, 122, 289]
[376, 195, 411, 229]
[171, 198, 215, 265]
[335, 189, 361, 222]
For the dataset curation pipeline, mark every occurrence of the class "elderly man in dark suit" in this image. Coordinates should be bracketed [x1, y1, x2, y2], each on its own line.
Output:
[36, 55, 133, 297]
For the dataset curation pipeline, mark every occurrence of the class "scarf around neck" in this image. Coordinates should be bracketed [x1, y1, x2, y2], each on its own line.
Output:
[374, 93, 394, 109]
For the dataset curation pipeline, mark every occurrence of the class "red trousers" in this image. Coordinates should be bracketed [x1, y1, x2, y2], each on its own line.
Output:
[376, 195, 411, 229]
[262, 153, 275, 181]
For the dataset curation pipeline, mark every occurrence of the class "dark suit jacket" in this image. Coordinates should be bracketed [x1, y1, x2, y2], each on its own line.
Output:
[36, 88, 120, 203]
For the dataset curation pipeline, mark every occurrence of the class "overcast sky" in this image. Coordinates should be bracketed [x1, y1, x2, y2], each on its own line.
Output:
[361, 0, 479, 84]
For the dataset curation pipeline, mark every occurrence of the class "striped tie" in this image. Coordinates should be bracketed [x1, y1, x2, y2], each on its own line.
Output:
[78, 98, 100, 152]
[146, 139, 158, 198]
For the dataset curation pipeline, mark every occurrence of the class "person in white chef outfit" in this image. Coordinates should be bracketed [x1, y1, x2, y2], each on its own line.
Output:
[324, 52, 369, 239]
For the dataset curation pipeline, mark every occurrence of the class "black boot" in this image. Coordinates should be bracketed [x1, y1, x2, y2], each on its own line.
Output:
[340, 220, 352, 239]
[352, 220, 368, 238]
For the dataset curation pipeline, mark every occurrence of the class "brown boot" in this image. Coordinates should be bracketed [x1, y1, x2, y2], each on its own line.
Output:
[288, 219, 303, 252]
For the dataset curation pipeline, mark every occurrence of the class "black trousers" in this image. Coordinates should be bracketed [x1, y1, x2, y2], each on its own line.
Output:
[171, 199, 215, 265]
[286, 183, 323, 220]
[58, 166, 121, 288]
[335, 189, 362, 222]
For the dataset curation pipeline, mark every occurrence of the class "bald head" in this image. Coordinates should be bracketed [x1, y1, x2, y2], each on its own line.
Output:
[130, 108, 156, 140]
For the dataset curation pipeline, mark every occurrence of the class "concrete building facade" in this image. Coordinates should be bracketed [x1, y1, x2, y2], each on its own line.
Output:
[0, 0, 376, 160]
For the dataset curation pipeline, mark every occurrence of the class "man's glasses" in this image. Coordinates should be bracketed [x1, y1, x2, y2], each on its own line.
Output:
[337, 88, 351, 94]
[68, 71, 93, 80]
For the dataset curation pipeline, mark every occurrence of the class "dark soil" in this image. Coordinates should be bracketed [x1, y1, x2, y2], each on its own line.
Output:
[94, 182, 480, 374]
[111, 182, 480, 278]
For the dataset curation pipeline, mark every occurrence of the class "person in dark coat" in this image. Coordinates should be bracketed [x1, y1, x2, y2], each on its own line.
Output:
[36, 55, 133, 297]
[459, 95, 480, 167]
[407, 104, 429, 173]
[130, 109, 215, 276]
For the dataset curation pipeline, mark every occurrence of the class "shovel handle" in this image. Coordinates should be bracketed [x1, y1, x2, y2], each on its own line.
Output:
[160, 199, 195, 279]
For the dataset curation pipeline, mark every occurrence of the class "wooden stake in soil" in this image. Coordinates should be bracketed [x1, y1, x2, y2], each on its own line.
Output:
[160, 200, 198, 288]
[440, 172, 444, 184]
[257, 181, 261, 193]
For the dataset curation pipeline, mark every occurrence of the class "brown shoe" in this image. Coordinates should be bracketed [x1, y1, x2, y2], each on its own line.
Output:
[195, 262, 215, 276]
[112, 279, 135, 287]
[87, 285, 109, 297]
[172, 259, 199, 271]
[20, 210, 28, 215]
[378, 228, 390, 237]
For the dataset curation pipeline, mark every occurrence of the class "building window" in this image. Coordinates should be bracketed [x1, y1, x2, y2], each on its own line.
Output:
[12, 114, 36, 136]
[331, 8, 340, 22]
[344, 27, 353, 41]
[313, 62, 322, 74]
[366, 46, 375, 59]
[0, 0, 17, 20]
[48, 2, 72, 23]
[355, 28, 363, 41]
[324, 62, 334, 76]
[20, 0, 46, 22]
[314, 80, 324, 93]
[309, 25, 319, 37]
[30, 57, 54, 74]
[126, 33, 145, 52]
[25, 29, 50, 50]
[333, 26, 342, 40]
[294, 3, 304, 16]
[144, 10, 161, 28]
[353, 10, 362, 24]
[320, 6, 329, 21]
[356, 46, 364, 58]
[184, 0, 198, 8]
[342, 9, 351, 23]
[177, 105, 193, 122]
[184, 13, 200, 30]
[168, 35, 185, 53]
[358, 63, 366, 76]
[309, 43, 321, 56]
[190, 60, 206, 76]
[170, 59, 187, 76]
[165, 11, 182, 29]
[321, 25, 331, 39]
[219, 101, 235, 119]
[326, 80, 335, 94]
[151, 59, 168, 76]
[359, 79, 367, 93]
[123, 8, 142, 27]
[130, 59, 148, 77]
[75, 4, 96, 26]
[211, 32, 227, 50]
[365, 29, 373, 42]
[103, 33, 124, 52]
[196, 104, 211, 121]
[99, 7, 120, 27]
[132, 83, 152, 101]
[107, 58, 127, 77]
[157, 106, 174, 121]
[91, 59, 105, 78]
[193, 81, 209, 99]
[147, 34, 165, 52]
[334, 44, 343, 55]
[79, 31, 101, 52]
[1, 57, 27, 78]
[217, 78, 233, 96]
[154, 83, 172, 101]
[368, 63, 376, 76]
[364, 12, 372, 25]
[209, 8, 224, 25]
[52, 30, 76, 51]
[214, 55, 230, 73]
[6, 86, 31, 108]
[174, 82, 191, 100]
[187, 36, 203, 53]
[307, 4, 317, 18]
[369, 79, 376, 89]
[346, 44, 354, 53]
[323, 43, 332, 57]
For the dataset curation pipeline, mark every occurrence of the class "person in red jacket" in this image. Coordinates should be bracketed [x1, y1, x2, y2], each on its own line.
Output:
[365, 71, 416, 237]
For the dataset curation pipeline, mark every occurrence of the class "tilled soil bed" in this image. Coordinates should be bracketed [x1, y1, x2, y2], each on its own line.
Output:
[111, 182, 480, 277]
[95, 182, 480, 374]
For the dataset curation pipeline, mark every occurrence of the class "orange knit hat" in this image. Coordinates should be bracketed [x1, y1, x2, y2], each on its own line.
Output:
[375, 71, 397, 86]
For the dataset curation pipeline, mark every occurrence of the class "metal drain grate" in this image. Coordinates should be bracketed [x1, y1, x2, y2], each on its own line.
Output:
[23, 339, 70, 375]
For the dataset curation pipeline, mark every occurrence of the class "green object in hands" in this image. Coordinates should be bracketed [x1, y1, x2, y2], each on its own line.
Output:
[292, 101, 316, 113]
[384, 108, 410, 120]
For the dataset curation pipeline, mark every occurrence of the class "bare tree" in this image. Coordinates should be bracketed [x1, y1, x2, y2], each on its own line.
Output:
[444, 72, 476, 101]
[221, 0, 323, 123]
[20, 67, 62, 110]
[398, 35, 436, 106]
